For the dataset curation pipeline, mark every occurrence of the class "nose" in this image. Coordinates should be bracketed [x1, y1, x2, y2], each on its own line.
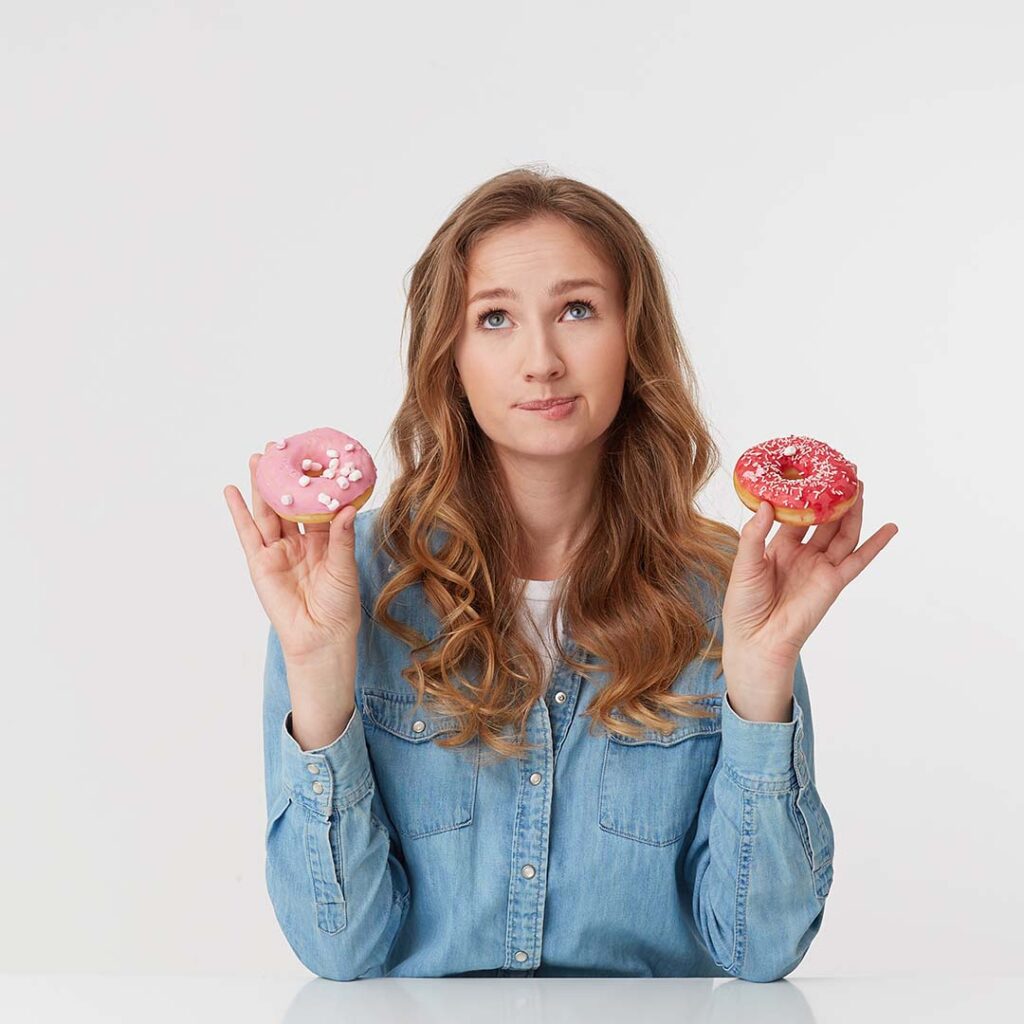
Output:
[521, 326, 565, 382]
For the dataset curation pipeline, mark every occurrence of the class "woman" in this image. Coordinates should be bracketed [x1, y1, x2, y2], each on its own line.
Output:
[224, 166, 897, 981]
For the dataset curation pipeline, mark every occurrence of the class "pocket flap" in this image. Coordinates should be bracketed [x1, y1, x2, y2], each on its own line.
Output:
[607, 695, 722, 746]
[362, 689, 460, 742]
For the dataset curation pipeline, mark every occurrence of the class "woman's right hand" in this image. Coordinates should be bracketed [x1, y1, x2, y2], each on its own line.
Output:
[223, 442, 363, 663]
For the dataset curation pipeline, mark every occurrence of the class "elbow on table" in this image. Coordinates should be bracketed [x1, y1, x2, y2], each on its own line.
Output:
[724, 902, 827, 983]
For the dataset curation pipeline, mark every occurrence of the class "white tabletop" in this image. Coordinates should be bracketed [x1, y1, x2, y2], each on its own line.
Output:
[2, 974, 1022, 1023]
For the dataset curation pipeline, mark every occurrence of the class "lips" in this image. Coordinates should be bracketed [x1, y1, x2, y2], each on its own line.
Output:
[516, 396, 577, 410]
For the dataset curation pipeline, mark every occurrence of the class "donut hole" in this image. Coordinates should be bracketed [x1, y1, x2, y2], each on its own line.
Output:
[300, 458, 327, 478]
[781, 466, 804, 480]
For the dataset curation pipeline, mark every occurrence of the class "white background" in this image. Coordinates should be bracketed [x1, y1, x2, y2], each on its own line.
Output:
[2, 0, 1021, 978]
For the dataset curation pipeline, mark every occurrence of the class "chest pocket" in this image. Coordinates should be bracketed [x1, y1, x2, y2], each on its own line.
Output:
[361, 688, 480, 840]
[599, 696, 722, 847]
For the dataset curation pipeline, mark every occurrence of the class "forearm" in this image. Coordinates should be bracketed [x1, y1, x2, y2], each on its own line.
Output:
[685, 654, 834, 981]
[267, 705, 410, 980]
[286, 644, 357, 751]
[264, 624, 410, 980]
[723, 655, 796, 724]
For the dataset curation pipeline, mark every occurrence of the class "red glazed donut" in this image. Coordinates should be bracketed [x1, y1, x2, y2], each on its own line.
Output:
[733, 435, 859, 526]
[255, 426, 377, 524]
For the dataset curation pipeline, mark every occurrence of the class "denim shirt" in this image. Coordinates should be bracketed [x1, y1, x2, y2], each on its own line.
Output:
[262, 505, 835, 981]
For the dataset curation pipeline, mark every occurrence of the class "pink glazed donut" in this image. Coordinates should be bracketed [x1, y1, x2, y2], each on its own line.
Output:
[255, 426, 377, 524]
[733, 434, 859, 526]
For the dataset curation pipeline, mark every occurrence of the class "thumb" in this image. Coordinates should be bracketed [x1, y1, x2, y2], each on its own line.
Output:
[733, 501, 774, 576]
[326, 503, 358, 579]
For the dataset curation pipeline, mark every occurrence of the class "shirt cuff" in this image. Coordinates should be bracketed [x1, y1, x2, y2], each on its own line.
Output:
[720, 690, 801, 778]
[280, 706, 373, 816]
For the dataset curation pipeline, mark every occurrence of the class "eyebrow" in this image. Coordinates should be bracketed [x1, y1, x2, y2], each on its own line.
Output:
[467, 277, 607, 306]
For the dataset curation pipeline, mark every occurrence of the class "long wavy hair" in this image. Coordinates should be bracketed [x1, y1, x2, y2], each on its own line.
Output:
[369, 164, 740, 764]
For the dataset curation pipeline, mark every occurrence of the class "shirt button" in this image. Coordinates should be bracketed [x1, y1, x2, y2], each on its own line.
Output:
[306, 763, 320, 774]
[529, 772, 542, 785]
[311, 781, 324, 794]
[411, 720, 426, 733]
[521, 864, 536, 879]
[554, 691, 567, 704]
[514, 950, 529, 963]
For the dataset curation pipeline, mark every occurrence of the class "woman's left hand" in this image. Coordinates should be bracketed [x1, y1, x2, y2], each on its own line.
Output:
[721, 480, 899, 703]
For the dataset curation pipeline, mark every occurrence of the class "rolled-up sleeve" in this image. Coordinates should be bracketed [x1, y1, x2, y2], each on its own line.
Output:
[683, 654, 835, 982]
[262, 623, 409, 981]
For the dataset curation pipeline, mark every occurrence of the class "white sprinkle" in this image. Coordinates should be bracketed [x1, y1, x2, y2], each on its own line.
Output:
[299, 475, 310, 486]
[328, 498, 340, 511]
[328, 457, 339, 468]
[281, 494, 294, 505]
[309, 461, 323, 472]
[322, 468, 336, 479]
[275, 439, 287, 450]
[349, 469, 362, 482]
[302, 458, 312, 470]
[317, 492, 331, 506]
[337, 477, 350, 489]
[344, 443, 355, 451]
[326, 449, 339, 458]
[782, 444, 797, 456]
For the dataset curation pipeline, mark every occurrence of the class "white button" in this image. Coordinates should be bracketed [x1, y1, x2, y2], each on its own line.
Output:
[554, 691, 567, 704]
[412, 720, 425, 733]
[521, 864, 536, 879]
[514, 950, 528, 963]
[529, 772, 542, 785]
[306, 763, 320, 774]
[311, 781, 324, 794]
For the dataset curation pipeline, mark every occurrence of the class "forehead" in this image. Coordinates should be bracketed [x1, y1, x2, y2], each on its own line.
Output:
[465, 216, 609, 285]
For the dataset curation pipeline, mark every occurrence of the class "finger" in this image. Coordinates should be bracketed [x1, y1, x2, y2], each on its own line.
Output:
[249, 453, 282, 545]
[823, 479, 865, 565]
[767, 520, 810, 555]
[223, 484, 266, 562]
[326, 503, 358, 578]
[836, 521, 899, 588]
[807, 480, 863, 555]
[732, 501, 774, 577]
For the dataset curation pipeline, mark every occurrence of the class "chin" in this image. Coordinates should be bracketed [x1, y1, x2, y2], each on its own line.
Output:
[510, 437, 586, 457]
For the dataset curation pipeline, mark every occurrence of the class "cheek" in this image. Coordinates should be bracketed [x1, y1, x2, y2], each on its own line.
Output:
[582, 337, 628, 393]
[459, 349, 515, 409]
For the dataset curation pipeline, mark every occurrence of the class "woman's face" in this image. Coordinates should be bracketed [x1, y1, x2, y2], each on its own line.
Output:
[453, 215, 628, 463]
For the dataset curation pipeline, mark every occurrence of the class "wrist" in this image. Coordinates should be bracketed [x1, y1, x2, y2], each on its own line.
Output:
[725, 687, 793, 723]
[722, 654, 796, 724]
[282, 638, 356, 669]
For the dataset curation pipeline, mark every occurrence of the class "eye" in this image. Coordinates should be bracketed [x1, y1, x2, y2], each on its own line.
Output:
[564, 299, 597, 321]
[477, 307, 511, 330]
[474, 298, 599, 331]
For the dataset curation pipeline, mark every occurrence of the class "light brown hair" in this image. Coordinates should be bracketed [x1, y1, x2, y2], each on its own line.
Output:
[370, 164, 739, 763]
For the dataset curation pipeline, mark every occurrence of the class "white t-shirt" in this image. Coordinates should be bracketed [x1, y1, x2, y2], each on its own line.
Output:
[516, 577, 565, 687]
